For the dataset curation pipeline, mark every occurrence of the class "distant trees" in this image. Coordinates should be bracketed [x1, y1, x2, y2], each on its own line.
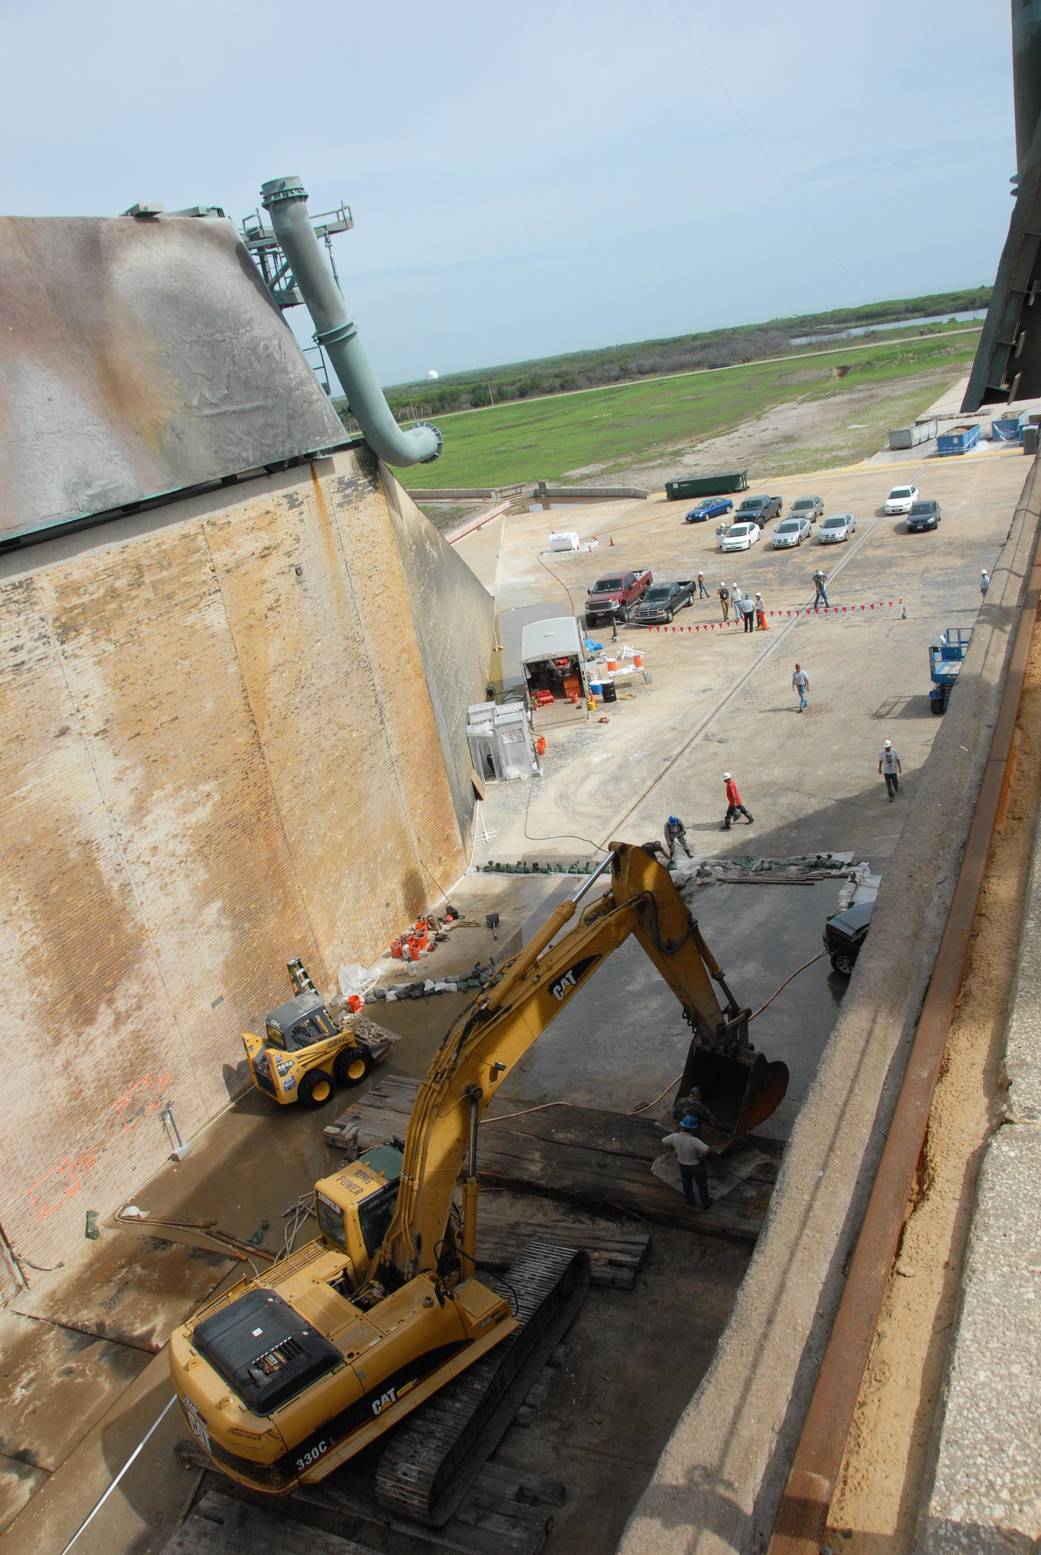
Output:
[350, 287, 991, 432]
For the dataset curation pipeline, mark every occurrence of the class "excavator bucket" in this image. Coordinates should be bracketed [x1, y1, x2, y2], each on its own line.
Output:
[683, 1046, 790, 1144]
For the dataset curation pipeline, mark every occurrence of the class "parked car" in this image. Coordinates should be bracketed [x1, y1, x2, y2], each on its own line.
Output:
[634, 579, 696, 623]
[736, 494, 783, 528]
[719, 521, 761, 553]
[685, 497, 733, 523]
[884, 484, 919, 515]
[584, 569, 653, 626]
[906, 499, 942, 532]
[772, 515, 813, 548]
[789, 496, 824, 522]
[823, 900, 874, 976]
[818, 513, 856, 544]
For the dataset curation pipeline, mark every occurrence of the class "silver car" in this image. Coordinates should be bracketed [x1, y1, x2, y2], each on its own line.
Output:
[818, 513, 856, 544]
[772, 516, 812, 548]
[790, 496, 824, 522]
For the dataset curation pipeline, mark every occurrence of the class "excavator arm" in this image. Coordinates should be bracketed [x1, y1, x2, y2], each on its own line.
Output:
[378, 841, 788, 1284]
[170, 840, 788, 1519]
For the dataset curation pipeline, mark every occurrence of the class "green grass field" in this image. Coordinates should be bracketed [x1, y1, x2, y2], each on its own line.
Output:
[394, 330, 980, 490]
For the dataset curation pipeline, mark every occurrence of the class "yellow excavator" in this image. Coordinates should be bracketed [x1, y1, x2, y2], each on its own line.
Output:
[170, 842, 787, 1525]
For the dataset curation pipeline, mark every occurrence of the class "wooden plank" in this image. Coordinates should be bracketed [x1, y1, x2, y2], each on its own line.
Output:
[164, 1488, 380, 1554]
[327, 1086, 780, 1238]
[172, 1455, 553, 1555]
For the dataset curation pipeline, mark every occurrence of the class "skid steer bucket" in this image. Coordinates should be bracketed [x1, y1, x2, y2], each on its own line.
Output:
[682, 1045, 789, 1144]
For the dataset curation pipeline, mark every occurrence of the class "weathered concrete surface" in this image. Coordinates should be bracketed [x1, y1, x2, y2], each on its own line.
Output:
[0, 448, 482, 1277]
[385, 470, 497, 832]
[916, 1129, 1041, 1553]
[1003, 798, 1041, 1126]
[616, 455, 1041, 1553]
[915, 721, 1041, 1552]
[0, 214, 345, 538]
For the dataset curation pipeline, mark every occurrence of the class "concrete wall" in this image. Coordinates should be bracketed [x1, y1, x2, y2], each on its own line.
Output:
[385, 473, 497, 834]
[0, 449, 492, 1274]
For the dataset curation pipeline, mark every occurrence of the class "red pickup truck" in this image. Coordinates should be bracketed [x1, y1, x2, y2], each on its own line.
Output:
[585, 569, 653, 627]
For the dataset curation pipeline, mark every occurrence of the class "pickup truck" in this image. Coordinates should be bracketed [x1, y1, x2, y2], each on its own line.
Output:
[633, 579, 695, 624]
[736, 494, 783, 528]
[585, 569, 652, 626]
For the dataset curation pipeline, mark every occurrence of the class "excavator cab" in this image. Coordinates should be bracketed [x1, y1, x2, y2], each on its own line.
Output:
[314, 1145, 404, 1283]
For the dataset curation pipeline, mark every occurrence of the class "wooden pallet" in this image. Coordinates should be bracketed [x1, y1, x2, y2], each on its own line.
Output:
[171, 1445, 564, 1555]
[325, 1075, 780, 1241]
[476, 1221, 649, 1291]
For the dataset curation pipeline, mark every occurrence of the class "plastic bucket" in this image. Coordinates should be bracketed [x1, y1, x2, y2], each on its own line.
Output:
[589, 680, 602, 696]
[633, 653, 644, 669]
[606, 657, 619, 672]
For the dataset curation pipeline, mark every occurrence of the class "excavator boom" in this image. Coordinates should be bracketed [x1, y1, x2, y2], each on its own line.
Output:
[170, 841, 787, 1522]
[379, 840, 788, 1284]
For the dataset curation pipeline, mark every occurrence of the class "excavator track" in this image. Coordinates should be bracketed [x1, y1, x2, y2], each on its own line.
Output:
[374, 1241, 590, 1527]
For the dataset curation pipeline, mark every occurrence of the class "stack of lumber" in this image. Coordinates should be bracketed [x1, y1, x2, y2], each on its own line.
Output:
[325, 1075, 780, 1242]
[476, 1220, 649, 1290]
[171, 1447, 564, 1555]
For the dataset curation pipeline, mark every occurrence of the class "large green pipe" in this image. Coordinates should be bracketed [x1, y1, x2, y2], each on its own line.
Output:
[261, 175, 442, 467]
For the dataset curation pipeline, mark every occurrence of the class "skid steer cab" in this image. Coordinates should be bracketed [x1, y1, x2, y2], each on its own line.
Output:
[243, 961, 388, 1108]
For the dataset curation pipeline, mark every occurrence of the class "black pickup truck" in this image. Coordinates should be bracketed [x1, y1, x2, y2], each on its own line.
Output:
[736, 494, 783, 528]
[633, 579, 695, 624]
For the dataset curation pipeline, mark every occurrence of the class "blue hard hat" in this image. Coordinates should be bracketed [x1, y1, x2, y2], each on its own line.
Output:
[680, 1114, 700, 1131]
[668, 815, 679, 826]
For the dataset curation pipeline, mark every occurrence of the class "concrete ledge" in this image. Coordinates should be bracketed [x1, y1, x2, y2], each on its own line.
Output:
[916, 1127, 1041, 1553]
[915, 689, 1041, 1552]
[617, 457, 1041, 1555]
[1003, 803, 1041, 1123]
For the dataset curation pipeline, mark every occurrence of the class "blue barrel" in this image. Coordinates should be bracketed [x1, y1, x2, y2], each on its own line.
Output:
[589, 680, 602, 697]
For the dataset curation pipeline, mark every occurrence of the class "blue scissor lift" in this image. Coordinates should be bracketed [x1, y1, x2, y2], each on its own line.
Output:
[929, 626, 971, 713]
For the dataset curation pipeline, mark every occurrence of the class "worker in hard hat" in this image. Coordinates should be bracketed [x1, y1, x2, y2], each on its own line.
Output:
[664, 815, 692, 860]
[659, 1114, 713, 1210]
[878, 740, 902, 801]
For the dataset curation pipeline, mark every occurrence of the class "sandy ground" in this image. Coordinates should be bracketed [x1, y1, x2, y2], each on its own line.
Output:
[825, 584, 1041, 1550]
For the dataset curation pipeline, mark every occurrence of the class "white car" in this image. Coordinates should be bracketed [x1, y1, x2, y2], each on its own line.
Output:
[719, 521, 761, 553]
[818, 513, 856, 544]
[884, 484, 918, 515]
[772, 515, 812, 548]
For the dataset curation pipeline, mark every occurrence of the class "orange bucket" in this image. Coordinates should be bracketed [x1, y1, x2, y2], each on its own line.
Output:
[606, 657, 619, 672]
[633, 652, 644, 669]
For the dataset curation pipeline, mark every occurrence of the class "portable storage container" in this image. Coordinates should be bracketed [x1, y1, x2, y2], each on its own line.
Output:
[665, 471, 749, 500]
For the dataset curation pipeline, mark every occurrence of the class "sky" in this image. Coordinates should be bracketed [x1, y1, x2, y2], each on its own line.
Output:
[1, 0, 1017, 385]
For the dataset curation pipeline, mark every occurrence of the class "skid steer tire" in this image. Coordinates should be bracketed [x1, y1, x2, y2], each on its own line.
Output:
[334, 1046, 372, 1089]
[298, 1070, 335, 1108]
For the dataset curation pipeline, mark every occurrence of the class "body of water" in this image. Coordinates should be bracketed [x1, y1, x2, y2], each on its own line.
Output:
[790, 309, 986, 347]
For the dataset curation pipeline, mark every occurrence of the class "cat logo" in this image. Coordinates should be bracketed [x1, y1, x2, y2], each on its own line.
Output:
[371, 1386, 398, 1416]
[550, 956, 597, 1003]
[550, 970, 577, 1002]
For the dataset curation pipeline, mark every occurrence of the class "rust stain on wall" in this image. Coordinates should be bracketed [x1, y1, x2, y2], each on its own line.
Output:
[0, 450, 483, 1271]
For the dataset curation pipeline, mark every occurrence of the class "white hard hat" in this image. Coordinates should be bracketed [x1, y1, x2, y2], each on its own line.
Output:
[723, 771, 732, 780]
[883, 740, 892, 748]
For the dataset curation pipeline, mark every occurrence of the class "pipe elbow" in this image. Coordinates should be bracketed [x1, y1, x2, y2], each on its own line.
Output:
[261, 174, 444, 471]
